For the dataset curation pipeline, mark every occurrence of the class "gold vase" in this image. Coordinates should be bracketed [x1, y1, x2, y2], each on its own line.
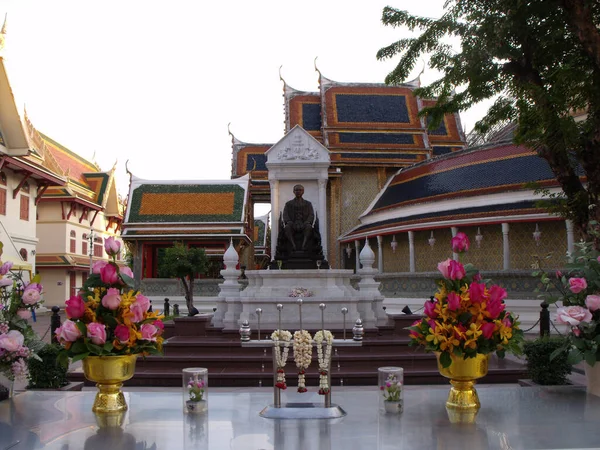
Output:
[82, 354, 138, 413]
[435, 352, 489, 423]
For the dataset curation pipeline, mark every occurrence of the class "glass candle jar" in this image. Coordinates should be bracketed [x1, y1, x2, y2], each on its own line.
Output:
[378, 366, 403, 414]
[183, 368, 208, 413]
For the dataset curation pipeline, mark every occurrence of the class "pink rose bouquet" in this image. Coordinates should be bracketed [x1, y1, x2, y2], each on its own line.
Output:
[535, 235, 600, 366]
[408, 233, 524, 368]
[0, 242, 45, 386]
[56, 238, 164, 367]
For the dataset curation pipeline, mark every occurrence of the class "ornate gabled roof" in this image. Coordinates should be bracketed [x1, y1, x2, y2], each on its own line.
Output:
[340, 143, 566, 241]
[122, 174, 252, 241]
[0, 57, 29, 155]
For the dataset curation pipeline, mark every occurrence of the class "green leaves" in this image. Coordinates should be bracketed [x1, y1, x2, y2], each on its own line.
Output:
[439, 351, 452, 368]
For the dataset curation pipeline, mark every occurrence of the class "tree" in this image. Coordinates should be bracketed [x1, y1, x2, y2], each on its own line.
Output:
[377, 0, 600, 244]
[158, 242, 208, 316]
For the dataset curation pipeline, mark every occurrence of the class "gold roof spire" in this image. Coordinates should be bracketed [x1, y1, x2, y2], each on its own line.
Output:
[0, 14, 8, 52]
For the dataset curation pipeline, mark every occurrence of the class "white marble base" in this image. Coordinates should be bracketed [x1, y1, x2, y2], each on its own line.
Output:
[214, 269, 384, 330]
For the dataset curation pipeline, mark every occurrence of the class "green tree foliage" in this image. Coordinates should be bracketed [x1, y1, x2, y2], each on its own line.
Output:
[158, 242, 208, 316]
[377, 0, 600, 242]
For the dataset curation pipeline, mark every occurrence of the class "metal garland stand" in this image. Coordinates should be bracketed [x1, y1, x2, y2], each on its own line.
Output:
[241, 301, 362, 419]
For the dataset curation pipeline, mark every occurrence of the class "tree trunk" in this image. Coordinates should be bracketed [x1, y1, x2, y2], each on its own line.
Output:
[180, 275, 199, 316]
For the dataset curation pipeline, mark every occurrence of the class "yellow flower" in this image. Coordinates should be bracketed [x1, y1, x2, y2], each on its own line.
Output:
[439, 334, 460, 353]
[425, 323, 444, 346]
[464, 323, 482, 349]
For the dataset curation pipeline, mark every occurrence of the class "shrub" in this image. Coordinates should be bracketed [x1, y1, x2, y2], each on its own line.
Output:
[27, 343, 69, 389]
[523, 337, 572, 385]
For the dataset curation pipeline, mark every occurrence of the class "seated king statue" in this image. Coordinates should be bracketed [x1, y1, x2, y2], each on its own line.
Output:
[283, 184, 314, 251]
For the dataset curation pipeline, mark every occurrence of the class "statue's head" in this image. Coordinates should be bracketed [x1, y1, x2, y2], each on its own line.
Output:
[293, 184, 304, 198]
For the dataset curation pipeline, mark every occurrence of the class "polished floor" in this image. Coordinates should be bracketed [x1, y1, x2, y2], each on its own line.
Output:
[1, 384, 600, 449]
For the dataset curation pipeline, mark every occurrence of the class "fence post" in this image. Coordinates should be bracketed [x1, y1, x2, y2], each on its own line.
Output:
[540, 301, 550, 337]
[50, 306, 61, 344]
[173, 304, 180, 316]
[164, 298, 170, 316]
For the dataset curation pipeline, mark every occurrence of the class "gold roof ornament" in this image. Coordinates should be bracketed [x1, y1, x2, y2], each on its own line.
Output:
[0, 14, 8, 53]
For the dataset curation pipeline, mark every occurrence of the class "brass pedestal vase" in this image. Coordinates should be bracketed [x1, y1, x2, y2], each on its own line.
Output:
[435, 353, 489, 423]
[82, 354, 138, 413]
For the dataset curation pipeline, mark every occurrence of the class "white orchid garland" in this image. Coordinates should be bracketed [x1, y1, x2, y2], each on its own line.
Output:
[271, 329, 292, 389]
[313, 330, 334, 395]
[293, 330, 313, 393]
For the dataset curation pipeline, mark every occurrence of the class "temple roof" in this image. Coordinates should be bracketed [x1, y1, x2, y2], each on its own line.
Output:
[122, 174, 252, 241]
[340, 143, 566, 241]
[23, 116, 121, 215]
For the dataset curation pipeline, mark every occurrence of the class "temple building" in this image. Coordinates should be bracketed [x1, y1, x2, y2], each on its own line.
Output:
[0, 30, 65, 278]
[121, 175, 253, 293]
[231, 70, 468, 269]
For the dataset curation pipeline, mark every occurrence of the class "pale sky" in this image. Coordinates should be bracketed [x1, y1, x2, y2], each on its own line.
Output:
[0, 0, 486, 201]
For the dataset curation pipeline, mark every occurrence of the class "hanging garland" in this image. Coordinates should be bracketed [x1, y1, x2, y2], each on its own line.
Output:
[293, 330, 313, 393]
[313, 330, 334, 395]
[271, 329, 292, 389]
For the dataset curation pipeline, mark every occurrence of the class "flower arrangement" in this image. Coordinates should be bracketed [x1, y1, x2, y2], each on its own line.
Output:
[408, 232, 524, 368]
[55, 237, 165, 366]
[534, 228, 600, 367]
[0, 245, 44, 383]
[271, 329, 292, 389]
[187, 376, 205, 402]
[289, 287, 313, 298]
[314, 330, 333, 395]
[293, 330, 312, 393]
[380, 373, 402, 402]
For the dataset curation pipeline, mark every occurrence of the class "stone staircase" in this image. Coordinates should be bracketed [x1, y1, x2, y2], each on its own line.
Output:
[67, 313, 528, 387]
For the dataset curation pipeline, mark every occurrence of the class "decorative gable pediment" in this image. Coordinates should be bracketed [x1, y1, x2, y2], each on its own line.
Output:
[266, 125, 329, 167]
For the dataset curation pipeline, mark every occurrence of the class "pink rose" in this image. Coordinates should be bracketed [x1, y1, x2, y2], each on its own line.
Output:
[104, 237, 121, 257]
[92, 260, 108, 274]
[0, 330, 24, 351]
[556, 306, 593, 326]
[448, 260, 466, 280]
[486, 297, 505, 319]
[114, 324, 130, 344]
[55, 320, 82, 343]
[16, 309, 31, 320]
[424, 299, 438, 318]
[447, 291, 461, 311]
[101, 288, 122, 310]
[481, 322, 496, 339]
[569, 277, 588, 294]
[120, 266, 134, 279]
[469, 283, 486, 303]
[0, 278, 12, 287]
[140, 323, 159, 341]
[0, 261, 13, 275]
[472, 272, 482, 282]
[451, 232, 470, 253]
[489, 285, 507, 303]
[437, 259, 452, 278]
[100, 263, 119, 285]
[556, 270, 563, 279]
[22, 285, 41, 305]
[87, 323, 107, 345]
[573, 328, 582, 337]
[65, 294, 86, 319]
[154, 320, 164, 335]
[502, 316, 512, 328]
[585, 295, 600, 312]
[130, 294, 150, 322]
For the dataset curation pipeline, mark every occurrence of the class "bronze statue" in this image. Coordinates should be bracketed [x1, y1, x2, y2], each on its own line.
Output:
[282, 184, 314, 251]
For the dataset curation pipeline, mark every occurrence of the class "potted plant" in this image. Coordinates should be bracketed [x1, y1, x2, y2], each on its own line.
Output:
[523, 337, 572, 385]
[407, 232, 524, 416]
[55, 237, 165, 412]
[534, 225, 600, 395]
[0, 242, 45, 400]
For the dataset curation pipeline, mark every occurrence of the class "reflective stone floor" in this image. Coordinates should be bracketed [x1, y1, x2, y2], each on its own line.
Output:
[1, 385, 600, 449]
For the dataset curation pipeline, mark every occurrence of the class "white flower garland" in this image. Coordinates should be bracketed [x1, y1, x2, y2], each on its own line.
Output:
[313, 330, 334, 395]
[293, 330, 313, 393]
[271, 330, 292, 389]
